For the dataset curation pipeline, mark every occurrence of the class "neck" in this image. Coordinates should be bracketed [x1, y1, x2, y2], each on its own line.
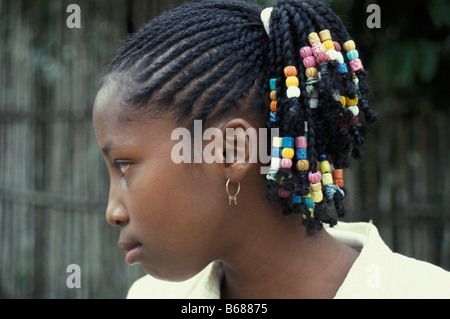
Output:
[219, 186, 358, 299]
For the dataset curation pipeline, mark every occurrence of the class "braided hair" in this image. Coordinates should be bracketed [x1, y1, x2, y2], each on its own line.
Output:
[101, 0, 377, 235]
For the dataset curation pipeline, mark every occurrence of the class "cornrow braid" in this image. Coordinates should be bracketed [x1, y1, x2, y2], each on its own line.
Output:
[101, 0, 377, 236]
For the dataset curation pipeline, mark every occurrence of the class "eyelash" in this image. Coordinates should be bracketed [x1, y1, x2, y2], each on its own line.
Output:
[112, 161, 131, 176]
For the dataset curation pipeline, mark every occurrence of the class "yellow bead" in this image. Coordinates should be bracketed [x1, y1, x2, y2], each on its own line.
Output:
[310, 182, 322, 192]
[320, 160, 331, 173]
[311, 190, 323, 203]
[322, 172, 333, 185]
[343, 40, 356, 52]
[270, 90, 276, 101]
[281, 148, 294, 159]
[322, 40, 334, 51]
[319, 29, 332, 42]
[285, 76, 299, 88]
[346, 96, 359, 106]
[305, 67, 318, 78]
[340, 96, 346, 107]
[308, 32, 320, 45]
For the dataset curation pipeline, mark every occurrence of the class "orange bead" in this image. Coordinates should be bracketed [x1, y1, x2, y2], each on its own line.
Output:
[270, 100, 277, 112]
[332, 169, 343, 179]
[284, 66, 298, 77]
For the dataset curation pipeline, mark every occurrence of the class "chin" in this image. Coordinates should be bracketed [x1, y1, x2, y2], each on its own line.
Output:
[140, 262, 203, 283]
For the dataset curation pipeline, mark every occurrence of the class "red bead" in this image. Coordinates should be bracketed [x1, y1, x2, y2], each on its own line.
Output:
[316, 52, 330, 64]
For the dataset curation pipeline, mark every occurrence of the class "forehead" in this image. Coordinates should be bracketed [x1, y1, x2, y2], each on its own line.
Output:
[92, 79, 179, 151]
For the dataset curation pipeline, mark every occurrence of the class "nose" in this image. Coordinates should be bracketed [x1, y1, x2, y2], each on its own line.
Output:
[105, 186, 129, 227]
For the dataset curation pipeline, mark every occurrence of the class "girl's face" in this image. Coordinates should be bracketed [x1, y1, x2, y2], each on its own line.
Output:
[93, 80, 236, 281]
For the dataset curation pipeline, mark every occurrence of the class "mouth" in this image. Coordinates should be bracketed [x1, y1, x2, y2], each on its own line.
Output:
[118, 241, 143, 265]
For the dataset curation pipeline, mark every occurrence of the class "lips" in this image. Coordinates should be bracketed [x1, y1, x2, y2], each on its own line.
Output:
[118, 241, 143, 265]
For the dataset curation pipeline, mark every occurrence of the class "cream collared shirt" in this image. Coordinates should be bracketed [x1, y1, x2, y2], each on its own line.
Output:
[126, 222, 450, 299]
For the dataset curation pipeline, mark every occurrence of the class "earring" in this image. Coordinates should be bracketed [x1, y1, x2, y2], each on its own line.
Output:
[226, 178, 241, 206]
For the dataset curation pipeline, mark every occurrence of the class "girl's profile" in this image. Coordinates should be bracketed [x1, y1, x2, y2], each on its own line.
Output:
[92, 0, 450, 298]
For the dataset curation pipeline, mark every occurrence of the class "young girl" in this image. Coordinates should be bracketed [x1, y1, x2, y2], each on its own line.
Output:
[93, 0, 450, 298]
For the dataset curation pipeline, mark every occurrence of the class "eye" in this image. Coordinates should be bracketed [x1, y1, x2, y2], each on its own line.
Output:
[112, 161, 131, 176]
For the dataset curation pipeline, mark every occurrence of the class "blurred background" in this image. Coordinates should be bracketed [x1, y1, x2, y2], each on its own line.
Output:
[0, 0, 449, 298]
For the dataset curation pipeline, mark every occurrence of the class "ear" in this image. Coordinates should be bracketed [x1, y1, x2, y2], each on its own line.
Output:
[217, 118, 258, 183]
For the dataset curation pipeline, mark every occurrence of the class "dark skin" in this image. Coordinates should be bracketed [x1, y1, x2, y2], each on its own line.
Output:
[93, 79, 359, 299]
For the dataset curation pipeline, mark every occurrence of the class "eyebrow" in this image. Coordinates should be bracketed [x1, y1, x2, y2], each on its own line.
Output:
[101, 141, 114, 156]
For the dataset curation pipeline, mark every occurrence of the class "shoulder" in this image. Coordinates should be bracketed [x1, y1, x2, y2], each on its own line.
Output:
[329, 222, 450, 299]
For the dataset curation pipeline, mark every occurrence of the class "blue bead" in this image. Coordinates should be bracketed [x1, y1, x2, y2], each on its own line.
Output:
[282, 137, 294, 148]
[271, 147, 282, 158]
[338, 63, 348, 73]
[296, 148, 307, 160]
[346, 49, 359, 61]
[304, 198, 314, 208]
[269, 111, 276, 122]
[269, 78, 277, 91]
[317, 153, 327, 161]
[291, 194, 302, 204]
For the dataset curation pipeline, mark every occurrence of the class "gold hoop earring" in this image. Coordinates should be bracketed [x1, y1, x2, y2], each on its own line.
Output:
[226, 178, 240, 206]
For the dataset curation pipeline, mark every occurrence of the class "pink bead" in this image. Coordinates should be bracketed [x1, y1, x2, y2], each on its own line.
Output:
[278, 188, 291, 198]
[349, 58, 364, 72]
[303, 56, 316, 68]
[311, 42, 325, 57]
[281, 158, 293, 169]
[308, 171, 322, 184]
[316, 52, 330, 64]
[295, 136, 307, 149]
[334, 41, 341, 51]
[300, 46, 313, 58]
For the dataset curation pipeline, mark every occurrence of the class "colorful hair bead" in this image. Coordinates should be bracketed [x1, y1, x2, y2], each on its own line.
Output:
[281, 148, 294, 159]
[305, 67, 318, 78]
[281, 158, 293, 168]
[291, 194, 302, 204]
[303, 56, 316, 68]
[272, 137, 283, 148]
[286, 76, 299, 87]
[334, 41, 341, 52]
[286, 86, 301, 98]
[322, 172, 333, 185]
[296, 148, 307, 160]
[332, 169, 344, 187]
[269, 78, 277, 91]
[320, 160, 331, 174]
[270, 100, 277, 112]
[349, 58, 364, 72]
[316, 52, 330, 64]
[269, 90, 276, 101]
[322, 40, 334, 51]
[300, 46, 313, 58]
[296, 159, 309, 171]
[308, 171, 322, 184]
[271, 147, 282, 158]
[295, 136, 307, 149]
[346, 49, 359, 61]
[308, 32, 320, 45]
[284, 66, 298, 77]
[343, 40, 356, 52]
[282, 137, 294, 148]
[311, 41, 325, 57]
[319, 29, 332, 42]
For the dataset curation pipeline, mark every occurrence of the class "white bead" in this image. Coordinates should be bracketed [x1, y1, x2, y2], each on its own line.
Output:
[326, 48, 338, 60]
[270, 157, 281, 169]
[335, 51, 344, 64]
[272, 137, 283, 148]
[286, 86, 301, 98]
[348, 105, 359, 116]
